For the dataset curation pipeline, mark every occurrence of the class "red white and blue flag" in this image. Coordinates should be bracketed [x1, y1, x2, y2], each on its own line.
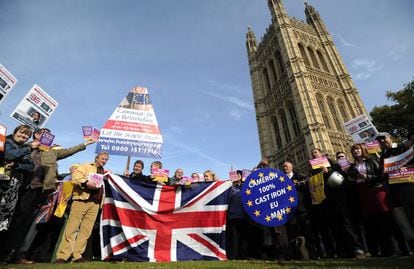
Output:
[101, 174, 231, 262]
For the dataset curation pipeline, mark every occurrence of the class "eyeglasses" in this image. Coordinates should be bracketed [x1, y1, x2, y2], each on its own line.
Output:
[337, 155, 346, 159]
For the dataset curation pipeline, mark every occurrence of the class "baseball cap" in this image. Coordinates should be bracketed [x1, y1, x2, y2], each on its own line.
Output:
[375, 132, 390, 140]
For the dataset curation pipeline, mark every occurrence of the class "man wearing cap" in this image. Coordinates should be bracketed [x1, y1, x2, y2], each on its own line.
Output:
[376, 132, 414, 250]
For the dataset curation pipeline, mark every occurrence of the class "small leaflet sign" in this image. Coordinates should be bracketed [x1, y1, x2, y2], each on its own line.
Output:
[95, 87, 163, 158]
[241, 168, 298, 227]
[39, 132, 55, 151]
[309, 156, 331, 170]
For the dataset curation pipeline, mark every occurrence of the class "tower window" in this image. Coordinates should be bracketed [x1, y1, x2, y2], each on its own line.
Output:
[262, 68, 271, 92]
[317, 50, 329, 72]
[280, 109, 291, 143]
[288, 102, 301, 137]
[316, 93, 331, 129]
[271, 115, 282, 149]
[327, 97, 342, 131]
[307, 47, 320, 69]
[275, 51, 285, 75]
[337, 100, 348, 122]
[298, 44, 310, 66]
[269, 59, 279, 83]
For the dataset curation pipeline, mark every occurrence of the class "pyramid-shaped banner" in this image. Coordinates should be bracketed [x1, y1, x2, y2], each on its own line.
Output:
[95, 87, 163, 158]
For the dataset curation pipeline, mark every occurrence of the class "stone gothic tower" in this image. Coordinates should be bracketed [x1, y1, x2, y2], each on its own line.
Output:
[246, 0, 368, 172]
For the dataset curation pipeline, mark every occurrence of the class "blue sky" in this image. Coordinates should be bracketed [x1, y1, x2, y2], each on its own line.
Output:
[0, 0, 413, 178]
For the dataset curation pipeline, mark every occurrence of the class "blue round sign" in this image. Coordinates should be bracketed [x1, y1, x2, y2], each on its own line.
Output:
[241, 168, 298, 227]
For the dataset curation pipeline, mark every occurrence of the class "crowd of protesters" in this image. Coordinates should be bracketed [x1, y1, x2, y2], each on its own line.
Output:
[0, 123, 413, 264]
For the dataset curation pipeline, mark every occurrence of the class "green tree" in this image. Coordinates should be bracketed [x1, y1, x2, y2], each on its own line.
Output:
[370, 78, 414, 138]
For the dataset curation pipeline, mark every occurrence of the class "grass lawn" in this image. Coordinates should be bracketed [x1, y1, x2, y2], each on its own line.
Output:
[3, 257, 414, 269]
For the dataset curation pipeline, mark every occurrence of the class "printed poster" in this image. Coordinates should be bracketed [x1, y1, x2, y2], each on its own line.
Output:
[95, 86, 163, 158]
[344, 114, 379, 143]
[10, 84, 59, 129]
[0, 64, 18, 104]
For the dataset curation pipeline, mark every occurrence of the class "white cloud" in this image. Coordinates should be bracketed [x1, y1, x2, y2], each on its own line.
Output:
[351, 59, 383, 80]
[202, 90, 254, 112]
[165, 132, 228, 167]
[388, 44, 407, 61]
[229, 109, 242, 121]
[336, 34, 357, 48]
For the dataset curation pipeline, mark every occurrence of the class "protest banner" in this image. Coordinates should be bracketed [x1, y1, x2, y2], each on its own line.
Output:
[309, 156, 331, 170]
[384, 146, 414, 173]
[96, 86, 163, 158]
[389, 168, 414, 185]
[344, 114, 379, 143]
[10, 84, 59, 129]
[0, 64, 17, 105]
[241, 168, 298, 227]
[102, 175, 231, 261]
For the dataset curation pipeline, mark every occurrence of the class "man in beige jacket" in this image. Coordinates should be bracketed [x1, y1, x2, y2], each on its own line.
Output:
[55, 151, 109, 263]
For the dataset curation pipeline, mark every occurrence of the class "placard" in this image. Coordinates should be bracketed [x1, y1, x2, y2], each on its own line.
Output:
[229, 171, 238, 181]
[0, 64, 17, 104]
[96, 86, 163, 158]
[82, 126, 93, 139]
[309, 156, 331, 170]
[344, 114, 379, 143]
[389, 168, 414, 185]
[0, 124, 6, 152]
[10, 84, 58, 129]
[241, 168, 298, 227]
[39, 132, 55, 151]
[151, 168, 169, 183]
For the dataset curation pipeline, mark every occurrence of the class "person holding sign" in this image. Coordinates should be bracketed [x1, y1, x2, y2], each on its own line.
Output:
[15, 128, 97, 263]
[377, 132, 414, 251]
[283, 161, 312, 260]
[309, 148, 364, 259]
[0, 125, 38, 262]
[55, 151, 109, 263]
[226, 170, 248, 260]
[125, 159, 151, 182]
[203, 170, 216, 182]
[347, 143, 394, 257]
[169, 168, 184, 186]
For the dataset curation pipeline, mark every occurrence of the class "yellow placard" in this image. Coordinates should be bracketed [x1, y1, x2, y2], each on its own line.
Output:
[308, 172, 326, 205]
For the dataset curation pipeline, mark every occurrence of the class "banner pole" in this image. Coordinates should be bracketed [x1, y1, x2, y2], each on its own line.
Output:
[125, 92, 135, 175]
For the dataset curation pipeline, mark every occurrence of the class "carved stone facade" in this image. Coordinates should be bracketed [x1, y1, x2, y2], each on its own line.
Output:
[246, 0, 368, 172]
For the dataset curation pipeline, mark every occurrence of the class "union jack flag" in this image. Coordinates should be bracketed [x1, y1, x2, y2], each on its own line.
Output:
[101, 174, 231, 262]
